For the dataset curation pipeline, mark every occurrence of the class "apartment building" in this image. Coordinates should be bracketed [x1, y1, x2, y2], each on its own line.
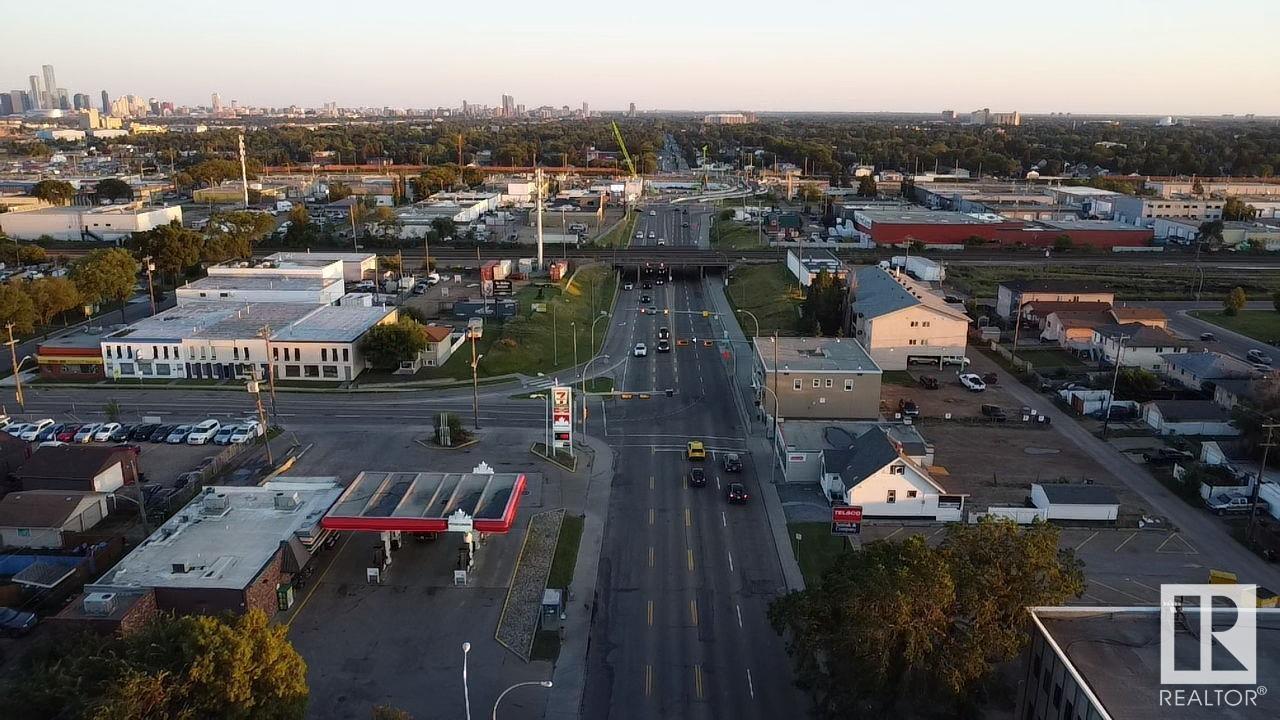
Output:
[752, 337, 882, 421]
[849, 266, 969, 370]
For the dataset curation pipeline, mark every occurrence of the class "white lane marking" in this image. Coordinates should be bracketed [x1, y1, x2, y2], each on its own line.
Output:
[721, 511, 727, 527]
[736, 604, 743, 628]
[746, 669, 754, 698]
[727, 549, 734, 573]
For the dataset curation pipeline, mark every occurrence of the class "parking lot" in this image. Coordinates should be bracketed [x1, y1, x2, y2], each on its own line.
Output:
[879, 369, 1027, 420]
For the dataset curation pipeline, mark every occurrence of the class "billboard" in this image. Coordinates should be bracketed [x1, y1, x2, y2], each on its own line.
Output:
[551, 385, 572, 450]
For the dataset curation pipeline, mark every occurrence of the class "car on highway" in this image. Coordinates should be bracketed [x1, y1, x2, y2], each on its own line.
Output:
[959, 374, 987, 392]
[642, 281, 652, 289]
[898, 398, 919, 417]
[213, 425, 238, 445]
[0, 606, 37, 637]
[149, 424, 176, 443]
[655, 278, 664, 285]
[93, 423, 122, 442]
[130, 423, 158, 441]
[634, 342, 648, 357]
[656, 239, 666, 246]
[73, 423, 101, 443]
[640, 294, 652, 304]
[681, 221, 690, 228]
[1205, 492, 1270, 516]
[658, 327, 670, 339]
[686, 441, 706, 461]
[722, 453, 742, 472]
[166, 425, 193, 444]
[56, 424, 83, 442]
[725, 482, 749, 504]
[623, 282, 633, 290]
[647, 231, 656, 239]
[20, 420, 55, 441]
[1200, 332, 1216, 342]
[1248, 349, 1273, 365]
[649, 210, 656, 216]
[657, 340, 670, 353]
[634, 231, 643, 240]
[687, 468, 707, 487]
[186, 419, 221, 445]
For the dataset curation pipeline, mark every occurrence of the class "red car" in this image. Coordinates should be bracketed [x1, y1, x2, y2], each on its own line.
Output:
[55, 424, 82, 443]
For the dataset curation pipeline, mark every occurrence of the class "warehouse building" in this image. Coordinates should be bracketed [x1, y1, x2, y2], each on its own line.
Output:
[0, 204, 181, 242]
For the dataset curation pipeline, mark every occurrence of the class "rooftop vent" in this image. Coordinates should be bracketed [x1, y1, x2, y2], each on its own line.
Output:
[171, 562, 192, 574]
[274, 491, 301, 511]
[83, 592, 117, 616]
[202, 493, 230, 516]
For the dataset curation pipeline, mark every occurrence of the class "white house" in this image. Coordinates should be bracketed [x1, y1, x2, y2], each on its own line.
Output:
[1142, 400, 1240, 436]
[1161, 351, 1258, 392]
[0, 490, 108, 549]
[1030, 484, 1120, 522]
[849, 266, 969, 370]
[1091, 323, 1188, 371]
[819, 427, 964, 520]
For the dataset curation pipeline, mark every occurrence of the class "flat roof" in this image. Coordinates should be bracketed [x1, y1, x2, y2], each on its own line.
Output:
[322, 470, 529, 533]
[107, 302, 393, 343]
[753, 337, 881, 374]
[1031, 607, 1280, 720]
[1047, 186, 1122, 196]
[38, 326, 122, 351]
[1033, 219, 1151, 232]
[264, 251, 375, 265]
[854, 210, 1004, 226]
[90, 480, 342, 592]
[776, 419, 927, 455]
[181, 275, 335, 292]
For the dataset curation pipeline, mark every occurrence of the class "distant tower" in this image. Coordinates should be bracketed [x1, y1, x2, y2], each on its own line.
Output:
[211, 92, 222, 112]
[42, 65, 56, 101]
[629, 102, 636, 116]
[582, 101, 589, 116]
[28, 75, 42, 109]
[100, 90, 110, 114]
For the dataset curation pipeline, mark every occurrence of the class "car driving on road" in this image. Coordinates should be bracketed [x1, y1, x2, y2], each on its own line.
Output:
[634, 343, 648, 357]
[722, 453, 742, 472]
[687, 468, 707, 487]
[725, 482, 749, 504]
[1248, 349, 1273, 365]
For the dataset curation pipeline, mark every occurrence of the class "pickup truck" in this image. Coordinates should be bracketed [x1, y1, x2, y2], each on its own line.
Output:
[1205, 492, 1270, 516]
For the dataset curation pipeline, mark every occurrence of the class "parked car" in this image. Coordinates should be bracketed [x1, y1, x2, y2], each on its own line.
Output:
[93, 422, 122, 442]
[1248, 349, 1273, 365]
[0, 415, 10, 430]
[56, 424, 83, 443]
[1200, 332, 1216, 342]
[725, 482, 749, 504]
[1205, 492, 1270, 516]
[918, 376, 939, 390]
[20, 419, 55, 441]
[213, 425, 238, 445]
[110, 424, 134, 441]
[35, 423, 65, 442]
[37, 440, 66, 449]
[634, 343, 648, 357]
[73, 423, 101, 443]
[186, 419, 221, 445]
[149, 424, 176, 443]
[959, 374, 987, 392]
[722, 453, 743, 472]
[166, 425, 193, 444]
[980, 404, 1008, 421]
[130, 423, 158, 441]
[898, 399, 919, 417]
[687, 467, 707, 487]
[0, 606, 37, 637]
[5, 423, 31, 438]
[1143, 447, 1195, 466]
[229, 424, 260, 444]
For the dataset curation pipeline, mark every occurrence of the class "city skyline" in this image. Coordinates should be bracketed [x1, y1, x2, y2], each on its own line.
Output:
[5, 0, 1279, 116]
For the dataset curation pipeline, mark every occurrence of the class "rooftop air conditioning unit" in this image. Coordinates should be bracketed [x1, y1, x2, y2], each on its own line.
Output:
[202, 494, 230, 515]
[274, 492, 301, 511]
[83, 592, 117, 616]
[171, 562, 192, 574]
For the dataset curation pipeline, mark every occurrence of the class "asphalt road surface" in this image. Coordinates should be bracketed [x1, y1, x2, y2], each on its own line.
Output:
[580, 267, 800, 719]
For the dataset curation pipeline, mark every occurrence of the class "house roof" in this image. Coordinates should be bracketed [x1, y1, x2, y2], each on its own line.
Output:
[851, 266, 970, 322]
[15, 446, 130, 484]
[0, 490, 106, 529]
[1093, 323, 1188, 348]
[1146, 400, 1232, 423]
[1001, 279, 1112, 294]
[423, 325, 453, 342]
[1048, 311, 1113, 330]
[1109, 307, 1168, 322]
[1026, 301, 1113, 316]
[1161, 351, 1258, 380]
[835, 427, 945, 493]
[1034, 483, 1119, 506]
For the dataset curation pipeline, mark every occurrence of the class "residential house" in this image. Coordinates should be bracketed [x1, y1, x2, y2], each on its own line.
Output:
[1142, 400, 1239, 436]
[1022, 300, 1113, 331]
[0, 432, 31, 481]
[16, 445, 140, 493]
[1091, 323, 1188, 371]
[1108, 307, 1168, 329]
[0, 490, 109, 549]
[773, 420, 932, 485]
[848, 266, 969, 370]
[752, 337, 882, 420]
[996, 280, 1114, 320]
[396, 325, 460, 374]
[1041, 310, 1113, 352]
[1161, 351, 1258, 392]
[817, 427, 964, 520]
[1212, 378, 1256, 410]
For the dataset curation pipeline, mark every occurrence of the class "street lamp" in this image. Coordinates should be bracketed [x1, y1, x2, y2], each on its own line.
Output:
[468, 326, 484, 430]
[491, 681, 553, 720]
[580, 353, 611, 436]
[142, 256, 157, 315]
[589, 311, 609, 364]
[736, 309, 761, 338]
[461, 642, 473, 720]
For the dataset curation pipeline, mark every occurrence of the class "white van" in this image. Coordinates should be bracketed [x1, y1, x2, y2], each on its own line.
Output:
[186, 419, 222, 445]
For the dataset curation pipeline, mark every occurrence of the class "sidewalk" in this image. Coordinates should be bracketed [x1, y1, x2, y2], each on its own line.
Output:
[544, 433, 615, 720]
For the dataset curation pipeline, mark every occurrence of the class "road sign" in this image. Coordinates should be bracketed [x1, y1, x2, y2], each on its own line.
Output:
[832, 505, 862, 536]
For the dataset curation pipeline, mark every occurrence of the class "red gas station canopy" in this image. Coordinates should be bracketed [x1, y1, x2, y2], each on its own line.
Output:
[321, 471, 528, 533]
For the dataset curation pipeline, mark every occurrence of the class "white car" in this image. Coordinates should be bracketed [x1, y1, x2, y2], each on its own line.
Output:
[623, 282, 633, 290]
[959, 373, 987, 392]
[647, 231, 656, 239]
[213, 425, 238, 445]
[73, 423, 101, 443]
[186, 419, 221, 445]
[5, 423, 29, 437]
[93, 422, 122, 442]
[21, 419, 55, 441]
[649, 210, 657, 216]
[634, 343, 648, 357]
[634, 231, 643, 239]
[37, 441, 66, 449]
[229, 424, 261, 444]
[0, 415, 10, 430]
[657, 239, 666, 246]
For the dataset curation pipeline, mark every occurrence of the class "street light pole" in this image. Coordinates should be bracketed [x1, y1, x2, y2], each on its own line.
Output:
[5, 324, 25, 412]
[468, 330, 482, 430]
[491, 681, 553, 720]
[143, 256, 157, 315]
[736, 309, 760, 338]
[1247, 422, 1280, 546]
[461, 642, 473, 720]
[1101, 333, 1129, 438]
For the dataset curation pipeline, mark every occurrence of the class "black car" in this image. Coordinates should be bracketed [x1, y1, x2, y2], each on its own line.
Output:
[35, 423, 65, 442]
[149, 424, 176, 443]
[687, 468, 707, 487]
[658, 327, 670, 340]
[726, 482, 749, 504]
[642, 282, 653, 290]
[640, 294, 652, 304]
[919, 376, 939, 390]
[0, 606, 37, 637]
[657, 340, 671, 353]
[722, 453, 743, 472]
[898, 399, 919, 417]
[1143, 447, 1195, 466]
[110, 424, 134, 441]
[130, 423, 158, 441]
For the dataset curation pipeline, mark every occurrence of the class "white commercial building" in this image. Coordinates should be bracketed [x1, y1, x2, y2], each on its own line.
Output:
[397, 191, 502, 236]
[0, 204, 182, 242]
[101, 301, 396, 383]
[262, 251, 376, 284]
[176, 275, 345, 306]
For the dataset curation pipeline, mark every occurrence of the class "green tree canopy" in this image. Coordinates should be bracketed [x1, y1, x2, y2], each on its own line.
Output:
[95, 178, 134, 201]
[1052, 234, 1073, 252]
[360, 318, 429, 369]
[800, 270, 848, 337]
[72, 248, 138, 320]
[770, 519, 1084, 718]
[204, 210, 278, 262]
[5, 610, 308, 720]
[856, 175, 878, 198]
[31, 179, 77, 206]
[327, 182, 353, 202]
[130, 222, 204, 282]
[0, 283, 38, 334]
[1223, 196, 1258, 222]
[0, 238, 48, 265]
[24, 277, 81, 331]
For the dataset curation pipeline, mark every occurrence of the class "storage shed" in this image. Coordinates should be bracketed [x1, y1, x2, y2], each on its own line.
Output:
[1030, 483, 1120, 522]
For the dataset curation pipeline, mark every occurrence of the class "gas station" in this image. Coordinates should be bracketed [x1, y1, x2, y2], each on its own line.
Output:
[321, 462, 528, 585]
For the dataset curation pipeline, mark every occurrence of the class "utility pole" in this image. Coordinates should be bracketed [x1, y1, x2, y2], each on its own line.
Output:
[770, 333, 780, 486]
[1247, 422, 1280, 545]
[1101, 333, 1129, 438]
[5, 323, 24, 411]
[259, 325, 277, 415]
[249, 369, 273, 465]
[143, 256, 157, 315]
[238, 133, 249, 209]
[468, 328, 482, 430]
[535, 167, 545, 272]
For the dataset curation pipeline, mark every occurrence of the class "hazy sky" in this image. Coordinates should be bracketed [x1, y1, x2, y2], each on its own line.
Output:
[6, 0, 1279, 114]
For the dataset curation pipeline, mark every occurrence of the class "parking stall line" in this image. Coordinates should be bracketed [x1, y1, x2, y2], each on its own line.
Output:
[1074, 531, 1099, 551]
[1113, 532, 1138, 552]
[747, 669, 755, 698]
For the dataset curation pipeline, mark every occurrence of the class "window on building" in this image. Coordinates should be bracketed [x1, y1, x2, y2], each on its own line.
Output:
[126, 346, 132, 359]
[824, 378, 833, 388]
[343, 348, 350, 362]
[272, 347, 279, 361]
[304, 365, 320, 378]
[793, 379, 801, 391]
[162, 346, 169, 359]
[321, 348, 327, 361]
[907, 490, 918, 498]
[890, 465, 905, 475]
[323, 366, 339, 378]
[284, 365, 300, 378]
[922, 321, 930, 328]
[910, 321, 918, 327]
[844, 379, 853, 391]
[812, 378, 820, 388]
[908, 339, 918, 345]
[886, 489, 896, 503]
[233, 347, 240, 360]
[17, 528, 29, 537]
[156, 364, 171, 376]
[152, 346, 159, 359]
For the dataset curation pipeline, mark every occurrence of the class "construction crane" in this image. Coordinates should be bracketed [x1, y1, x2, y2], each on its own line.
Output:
[611, 121, 637, 177]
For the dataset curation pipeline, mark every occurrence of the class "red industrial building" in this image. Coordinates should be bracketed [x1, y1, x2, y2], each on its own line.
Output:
[852, 210, 1152, 249]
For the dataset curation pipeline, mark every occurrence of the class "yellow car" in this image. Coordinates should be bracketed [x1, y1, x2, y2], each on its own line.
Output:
[686, 441, 706, 461]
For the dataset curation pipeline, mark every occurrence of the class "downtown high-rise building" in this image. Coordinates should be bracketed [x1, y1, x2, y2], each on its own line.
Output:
[582, 101, 589, 116]
[101, 90, 110, 114]
[211, 92, 222, 112]
[28, 75, 41, 109]
[42, 64, 57, 105]
[501, 94, 515, 117]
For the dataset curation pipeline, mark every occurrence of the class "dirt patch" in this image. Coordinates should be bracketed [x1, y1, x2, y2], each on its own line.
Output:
[920, 421, 1149, 515]
[879, 370, 1032, 420]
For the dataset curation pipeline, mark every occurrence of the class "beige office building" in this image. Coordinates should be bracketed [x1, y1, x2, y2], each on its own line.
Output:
[752, 337, 882, 421]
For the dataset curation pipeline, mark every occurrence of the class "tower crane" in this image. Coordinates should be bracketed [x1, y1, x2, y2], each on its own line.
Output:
[611, 121, 637, 177]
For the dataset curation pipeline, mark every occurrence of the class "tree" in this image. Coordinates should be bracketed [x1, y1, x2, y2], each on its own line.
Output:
[5, 610, 308, 720]
[129, 222, 203, 283]
[204, 211, 277, 261]
[1191, 178, 1205, 196]
[1224, 286, 1247, 316]
[770, 519, 1083, 718]
[856, 175, 878, 198]
[0, 283, 38, 335]
[31, 179, 77, 206]
[430, 217, 456, 241]
[1223, 196, 1258, 222]
[95, 178, 134, 201]
[460, 166, 485, 187]
[800, 270, 848, 336]
[0, 239, 47, 265]
[360, 318, 429, 370]
[24, 277, 80, 332]
[1052, 234, 1073, 253]
[327, 182, 353, 203]
[796, 183, 823, 202]
[1198, 220, 1224, 249]
[72, 248, 138, 322]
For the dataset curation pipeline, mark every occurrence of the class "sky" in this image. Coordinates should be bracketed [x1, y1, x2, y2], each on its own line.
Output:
[5, 0, 1280, 115]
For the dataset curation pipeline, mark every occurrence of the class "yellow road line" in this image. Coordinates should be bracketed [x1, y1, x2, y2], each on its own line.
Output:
[690, 599, 699, 626]
[687, 548, 695, 572]
[647, 600, 654, 627]
[694, 664, 704, 699]
[685, 508, 692, 527]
